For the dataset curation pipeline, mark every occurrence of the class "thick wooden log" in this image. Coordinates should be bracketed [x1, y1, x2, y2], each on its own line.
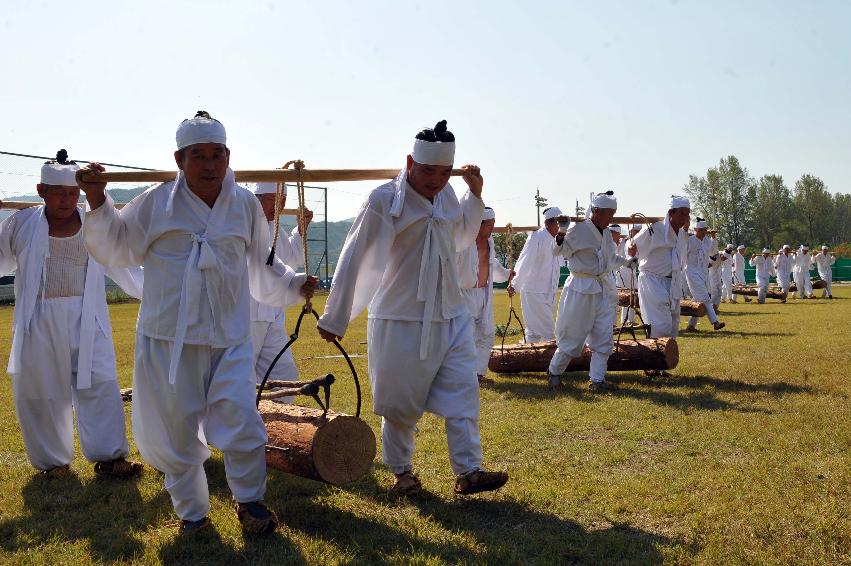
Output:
[732, 285, 786, 300]
[488, 337, 678, 374]
[259, 401, 376, 485]
[616, 289, 706, 317]
[789, 280, 826, 291]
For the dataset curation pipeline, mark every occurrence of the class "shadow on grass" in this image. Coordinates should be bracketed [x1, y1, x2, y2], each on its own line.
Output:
[268, 471, 676, 565]
[0, 471, 171, 562]
[677, 329, 793, 338]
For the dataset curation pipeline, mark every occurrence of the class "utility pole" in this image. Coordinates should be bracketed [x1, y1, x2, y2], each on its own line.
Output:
[534, 187, 548, 226]
[575, 199, 585, 218]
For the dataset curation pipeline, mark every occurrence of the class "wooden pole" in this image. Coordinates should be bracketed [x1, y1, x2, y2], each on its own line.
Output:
[0, 200, 303, 216]
[488, 337, 678, 374]
[76, 168, 464, 184]
[491, 216, 663, 233]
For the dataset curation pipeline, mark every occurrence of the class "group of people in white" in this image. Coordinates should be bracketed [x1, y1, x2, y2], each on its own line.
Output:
[750, 244, 836, 303]
[0, 113, 841, 536]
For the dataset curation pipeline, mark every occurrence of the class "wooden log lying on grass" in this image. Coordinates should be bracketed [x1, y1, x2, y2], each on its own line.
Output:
[732, 285, 787, 300]
[259, 401, 376, 485]
[488, 337, 678, 374]
[789, 280, 826, 291]
[617, 289, 706, 317]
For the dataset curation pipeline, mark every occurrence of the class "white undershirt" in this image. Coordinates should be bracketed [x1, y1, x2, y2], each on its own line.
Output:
[41, 228, 88, 299]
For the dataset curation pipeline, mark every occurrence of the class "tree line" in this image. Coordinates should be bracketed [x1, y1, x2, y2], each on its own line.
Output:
[684, 155, 851, 253]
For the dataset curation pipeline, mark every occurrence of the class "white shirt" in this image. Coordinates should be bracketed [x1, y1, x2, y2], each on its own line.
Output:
[552, 219, 631, 295]
[775, 252, 794, 276]
[814, 252, 835, 277]
[84, 169, 304, 384]
[733, 252, 747, 283]
[250, 222, 305, 323]
[456, 236, 511, 291]
[318, 170, 483, 359]
[513, 227, 563, 294]
[632, 220, 688, 278]
[749, 255, 775, 280]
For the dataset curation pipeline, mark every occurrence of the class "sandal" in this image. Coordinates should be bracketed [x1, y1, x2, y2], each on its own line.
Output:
[94, 458, 143, 479]
[177, 517, 211, 536]
[235, 501, 278, 535]
[454, 468, 509, 495]
[40, 464, 72, 479]
[391, 470, 422, 497]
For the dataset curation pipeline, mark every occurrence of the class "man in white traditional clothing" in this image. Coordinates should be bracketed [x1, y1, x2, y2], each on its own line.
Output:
[249, 181, 312, 395]
[706, 229, 723, 311]
[731, 245, 749, 303]
[774, 244, 794, 301]
[78, 112, 316, 536]
[684, 219, 725, 331]
[547, 192, 636, 392]
[793, 245, 814, 299]
[720, 244, 735, 303]
[456, 207, 514, 386]
[814, 245, 836, 299]
[317, 120, 508, 497]
[631, 196, 690, 339]
[0, 151, 144, 480]
[509, 207, 565, 343]
[750, 249, 775, 303]
[608, 224, 637, 326]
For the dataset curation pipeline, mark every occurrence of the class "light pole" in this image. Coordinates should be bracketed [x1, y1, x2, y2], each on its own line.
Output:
[534, 187, 548, 226]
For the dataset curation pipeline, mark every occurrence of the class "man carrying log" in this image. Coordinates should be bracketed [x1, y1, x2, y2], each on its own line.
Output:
[508, 207, 565, 343]
[706, 229, 723, 312]
[793, 245, 814, 299]
[0, 151, 144, 480]
[78, 111, 316, 536]
[720, 244, 735, 303]
[732, 244, 750, 303]
[750, 249, 775, 303]
[317, 120, 508, 497]
[249, 181, 312, 398]
[547, 192, 636, 391]
[775, 245, 794, 300]
[683, 219, 725, 331]
[814, 245, 836, 299]
[456, 207, 514, 386]
[631, 196, 690, 339]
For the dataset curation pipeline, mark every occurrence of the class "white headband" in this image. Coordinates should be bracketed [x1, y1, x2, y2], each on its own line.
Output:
[40, 162, 79, 186]
[543, 207, 563, 220]
[822, 246, 828, 250]
[412, 139, 455, 166]
[783, 244, 790, 249]
[176, 116, 227, 150]
[609, 224, 622, 234]
[762, 248, 770, 253]
[694, 219, 708, 229]
[669, 195, 690, 209]
[737, 245, 745, 250]
[253, 182, 286, 196]
[482, 208, 495, 221]
[589, 191, 617, 209]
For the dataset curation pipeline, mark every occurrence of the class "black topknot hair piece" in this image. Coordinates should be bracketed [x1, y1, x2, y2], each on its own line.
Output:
[415, 119, 455, 143]
[195, 110, 213, 119]
[56, 149, 69, 164]
[696, 217, 705, 222]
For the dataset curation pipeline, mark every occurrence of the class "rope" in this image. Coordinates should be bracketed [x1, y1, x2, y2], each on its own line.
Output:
[499, 223, 525, 352]
[615, 213, 653, 345]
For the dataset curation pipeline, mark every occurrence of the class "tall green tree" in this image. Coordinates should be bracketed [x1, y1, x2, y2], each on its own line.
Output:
[752, 175, 793, 249]
[792, 174, 834, 245]
[831, 193, 851, 245]
[684, 155, 754, 245]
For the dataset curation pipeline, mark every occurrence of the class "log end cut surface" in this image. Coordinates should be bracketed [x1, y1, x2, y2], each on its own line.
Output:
[312, 415, 377, 485]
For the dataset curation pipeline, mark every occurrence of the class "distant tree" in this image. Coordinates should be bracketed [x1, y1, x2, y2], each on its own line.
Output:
[493, 231, 528, 268]
[792, 175, 834, 245]
[684, 155, 754, 245]
[831, 193, 851, 245]
[752, 175, 793, 249]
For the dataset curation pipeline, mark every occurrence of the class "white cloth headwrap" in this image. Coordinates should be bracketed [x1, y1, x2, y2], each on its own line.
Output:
[822, 245, 829, 250]
[762, 248, 771, 253]
[412, 139, 455, 166]
[40, 162, 79, 186]
[669, 195, 690, 210]
[609, 224, 622, 234]
[589, 191, 617, 209]
[543, 207, 563, 220]
[783, 244, 790, 250]
[253, 181, 285, 195]
[694, 219, 708, 229]
[737, 245, 745, 250]
[176, 116, 227, 150]
[482, 208, 495, 221]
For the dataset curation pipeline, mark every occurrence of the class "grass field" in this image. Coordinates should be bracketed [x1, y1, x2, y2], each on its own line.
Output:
[0, 289, 849, 565]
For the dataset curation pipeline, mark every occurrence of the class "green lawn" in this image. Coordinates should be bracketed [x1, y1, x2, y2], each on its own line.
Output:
[0, 290, 849, 565]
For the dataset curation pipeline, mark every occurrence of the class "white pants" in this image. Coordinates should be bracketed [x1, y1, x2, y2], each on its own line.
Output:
[548, 291, 613, 383]
[12, 297, 129, 471]
[367, 316, 482, 476]
[618, 268, 636, 323]
[637, 273, 681, 339]
[709, 271, 722, 307]
[721, 270, 734, 301]
[133, 336, 268, 521]
[778, 271, 792, 295]
[685, 270, 719, 326]
[461, 287, 495, 376]
[251, 312, 299, 403]
[793, 269, 809, 298]
[520, 290, 556, 343]
[820, 273, 833, 297]
[756, 277, 769, 303]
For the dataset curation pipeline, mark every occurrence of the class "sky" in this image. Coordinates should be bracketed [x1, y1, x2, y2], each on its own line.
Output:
[1, 0, 849, 224]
